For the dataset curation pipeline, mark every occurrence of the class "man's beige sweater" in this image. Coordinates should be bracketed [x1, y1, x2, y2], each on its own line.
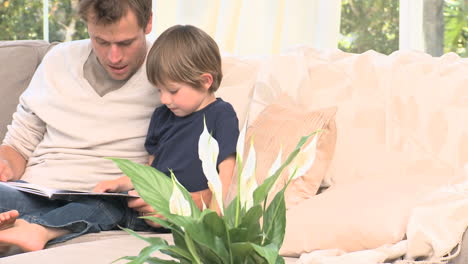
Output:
[3, 39, 160, 191]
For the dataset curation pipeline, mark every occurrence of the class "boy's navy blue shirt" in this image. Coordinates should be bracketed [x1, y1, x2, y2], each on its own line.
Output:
[145, 98, 239, 192]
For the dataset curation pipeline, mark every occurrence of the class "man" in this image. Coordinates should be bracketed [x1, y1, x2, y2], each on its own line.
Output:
[0, 0, 161, 253]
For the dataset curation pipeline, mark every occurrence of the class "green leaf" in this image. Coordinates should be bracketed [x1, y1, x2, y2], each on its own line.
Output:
[159, 245, 193, 262]
[116, 256, 179, 264]
[139, 257, 180, 264]
[119, 227, 193, 263]
[108, 158, 200, 219]
[182, 210, 230, 262]
[231, 242, 280, 264]
[262, 189, 286, 247]
[139, 216, 173, 230]
[275, 256, 285, 264]
[238, 205, 263, 243]
[229, 227, 249, 244]
[184, 232, 202, 264]
[251, 243, 279, 264]
[120, 227, 169, 245]
[230, 242, 254, 258]
[108, 158, 173, 215]
[224, 197, 236, 228]
[193, 240, 227, 264]
[166, 227, 192, 262]
[118, 243, 172, 264]
[202, 209, 227, 238]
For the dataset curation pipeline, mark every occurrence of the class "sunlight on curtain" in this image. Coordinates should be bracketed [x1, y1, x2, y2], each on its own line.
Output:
[151, 0, 341, 56]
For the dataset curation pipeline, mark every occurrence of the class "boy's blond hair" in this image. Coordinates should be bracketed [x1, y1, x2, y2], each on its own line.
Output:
[146, 25, 222, 92]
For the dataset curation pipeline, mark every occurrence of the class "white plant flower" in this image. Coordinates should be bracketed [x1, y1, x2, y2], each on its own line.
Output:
[268, 146, 283, 177]
[169, 172, 192, 217]
[198, 118, 224, 214]
[289, 134, 318, 181]
[239, 140, 257, 210]
[236, 121, 248, 165]
[265, 146, 283, 196]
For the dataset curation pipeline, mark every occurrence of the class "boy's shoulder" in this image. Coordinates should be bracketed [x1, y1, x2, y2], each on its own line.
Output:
[212, 98, 235, 112]
[209, 98, 237, 118]
[209, 98, 238, 127]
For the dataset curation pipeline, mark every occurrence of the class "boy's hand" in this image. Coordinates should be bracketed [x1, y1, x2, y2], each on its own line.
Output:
[0, 159, 14, 182]
[127, 190, 164, 228]
[93, 176, 133, 193]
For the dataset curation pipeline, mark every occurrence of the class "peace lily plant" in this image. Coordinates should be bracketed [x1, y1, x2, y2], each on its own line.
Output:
[110, 120, 320, 264]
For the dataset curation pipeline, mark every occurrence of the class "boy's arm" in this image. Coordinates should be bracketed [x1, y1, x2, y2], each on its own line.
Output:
[148, 155, 155, 166]
[217, 154, 236, 203]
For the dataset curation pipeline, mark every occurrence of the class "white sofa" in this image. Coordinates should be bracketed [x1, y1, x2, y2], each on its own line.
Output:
[0, 40, 467, 264]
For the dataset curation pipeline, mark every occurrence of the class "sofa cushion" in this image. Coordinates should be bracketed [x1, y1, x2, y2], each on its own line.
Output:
[0, 40, 55, 140]
[386, 51, 468, 183]
[280, 175, 451, 257]
[1, 232, 299, 264]
[236, 95, 337, 209]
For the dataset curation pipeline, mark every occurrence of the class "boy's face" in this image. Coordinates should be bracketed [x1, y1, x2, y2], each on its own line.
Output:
[157, 78, 215, 117]
[87, 9, 152, 81]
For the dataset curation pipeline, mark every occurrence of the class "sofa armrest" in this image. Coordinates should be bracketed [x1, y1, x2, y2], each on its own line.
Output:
[0, 40, 56, 140]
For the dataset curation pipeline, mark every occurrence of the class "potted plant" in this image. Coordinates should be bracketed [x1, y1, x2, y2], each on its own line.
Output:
[110, 121, 319, 264]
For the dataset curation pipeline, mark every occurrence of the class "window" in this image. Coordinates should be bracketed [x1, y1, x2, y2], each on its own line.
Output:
[442, 0, 467, 56]
[339, 0, 466, 57]
[0, 0, 466, 57]
[0, 0, 86, 42]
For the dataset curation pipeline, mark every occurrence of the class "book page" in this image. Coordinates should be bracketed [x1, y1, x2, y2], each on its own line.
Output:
[0, 181, 139, 200]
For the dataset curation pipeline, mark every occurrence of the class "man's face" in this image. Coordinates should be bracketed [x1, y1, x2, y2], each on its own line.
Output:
[87, 10, 152, 81]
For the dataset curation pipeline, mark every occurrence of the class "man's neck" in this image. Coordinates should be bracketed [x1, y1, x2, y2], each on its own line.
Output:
[83, 51, 127, 97]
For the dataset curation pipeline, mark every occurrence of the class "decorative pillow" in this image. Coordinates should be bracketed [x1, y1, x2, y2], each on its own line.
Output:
[280, 176, 452, 257]
[242, 95, 337, 209]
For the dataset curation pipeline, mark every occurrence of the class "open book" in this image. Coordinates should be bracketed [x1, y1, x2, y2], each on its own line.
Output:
[0, 181, 139, 201]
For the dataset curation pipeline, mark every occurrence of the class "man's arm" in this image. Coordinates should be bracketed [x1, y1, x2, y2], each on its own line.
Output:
[0, 145, 27, 182]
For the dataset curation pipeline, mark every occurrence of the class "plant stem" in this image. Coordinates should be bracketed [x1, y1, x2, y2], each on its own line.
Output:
[261, 194, 268, 244]
[224, 221, 234, 264]
[235, 159, 243, 227]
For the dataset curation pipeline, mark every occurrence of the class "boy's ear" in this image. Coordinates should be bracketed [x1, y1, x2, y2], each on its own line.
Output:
[200, 73, 213, 91]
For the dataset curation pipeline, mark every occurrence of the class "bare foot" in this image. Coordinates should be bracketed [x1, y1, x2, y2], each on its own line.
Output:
[0, 210, 20, 255]
[0, 210, 69, 253]
[0, 210, 19, 230]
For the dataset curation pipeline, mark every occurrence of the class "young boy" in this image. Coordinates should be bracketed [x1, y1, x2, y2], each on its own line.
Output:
[95, 25, 239, 214]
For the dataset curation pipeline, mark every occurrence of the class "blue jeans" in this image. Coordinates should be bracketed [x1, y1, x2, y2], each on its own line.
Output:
[0, 184, 161, 245]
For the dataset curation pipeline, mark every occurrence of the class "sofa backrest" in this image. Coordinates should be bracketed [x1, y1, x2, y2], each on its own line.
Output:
[0, 40, 55, 140]
[245, 46, 468, 187]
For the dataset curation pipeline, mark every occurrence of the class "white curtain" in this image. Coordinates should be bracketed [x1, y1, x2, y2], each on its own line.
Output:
[150, 0, 342, 56]
[399, 0, 425, 52]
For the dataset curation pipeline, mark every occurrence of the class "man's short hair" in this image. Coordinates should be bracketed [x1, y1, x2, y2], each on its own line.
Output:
[78, 0, 152, 29]
[146, 25, 223, 93]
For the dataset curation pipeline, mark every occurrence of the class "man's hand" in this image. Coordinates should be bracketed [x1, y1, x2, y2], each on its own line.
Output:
[0, 159, 14, 182]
